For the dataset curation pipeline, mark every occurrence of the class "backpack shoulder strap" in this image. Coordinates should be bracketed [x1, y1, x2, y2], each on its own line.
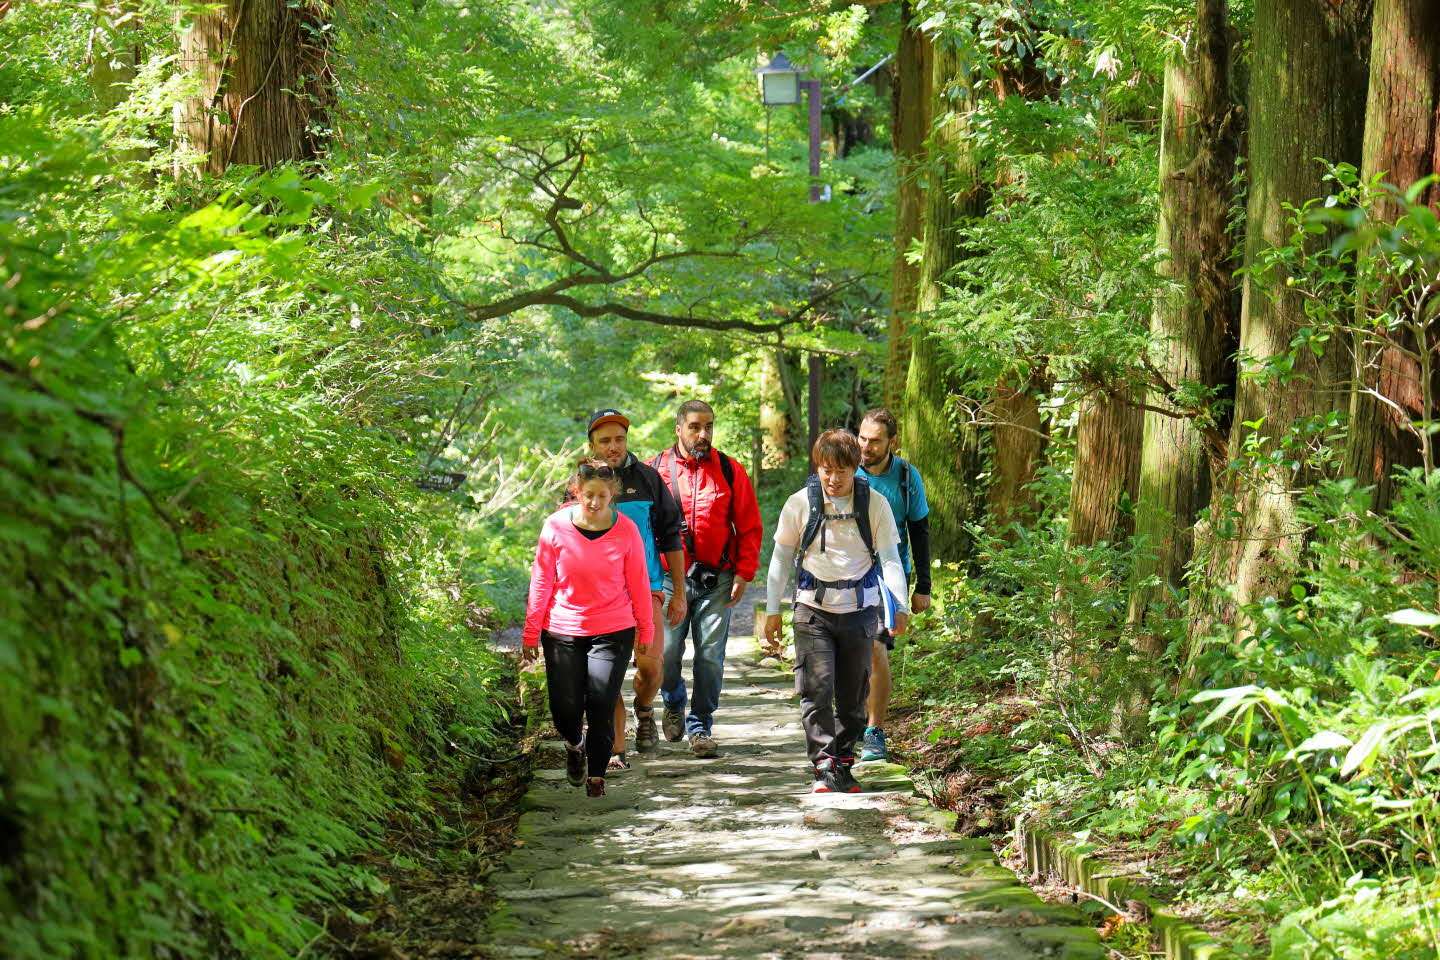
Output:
[797, 475, 825, 558]
[715, 450, 734, 490]
[665, 453, 696, 557]
[853, 474, 876, 560]
[894, 456, 912, 516]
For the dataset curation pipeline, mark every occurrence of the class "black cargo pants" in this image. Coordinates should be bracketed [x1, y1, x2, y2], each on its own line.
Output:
[792, 603, 878, 766]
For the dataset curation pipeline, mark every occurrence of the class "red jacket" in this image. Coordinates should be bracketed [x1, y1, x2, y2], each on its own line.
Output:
[649, 446, 763, 582]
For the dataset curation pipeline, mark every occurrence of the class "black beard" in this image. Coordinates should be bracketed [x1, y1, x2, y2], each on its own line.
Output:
[685, 440, 712, 458]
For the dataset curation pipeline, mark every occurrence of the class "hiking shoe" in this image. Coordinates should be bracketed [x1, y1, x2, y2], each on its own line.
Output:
[635, 706, 659, 752]
[811, 760, 842, 793]
[833, 763, 862, 794]
[859, 726, 889, 762]
[607, 752, 631, 772]
[662, 706, 685, 742]
[688, 732, 718, 758]
[564, 742, 585, 787]
[585, 777, 606, 798]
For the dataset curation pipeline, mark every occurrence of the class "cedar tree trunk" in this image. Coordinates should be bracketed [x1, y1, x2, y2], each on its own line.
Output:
[1198, 0, 1371, 634]
[1127, 0, 1242, 626]
[903, 37, 986, 558]
[1344, 0, 1440, 509]
[885, 0, 931, 407]
[174, 0, 333, 174]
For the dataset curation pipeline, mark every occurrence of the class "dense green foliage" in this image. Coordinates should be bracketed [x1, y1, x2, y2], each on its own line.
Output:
[888, 5, 1440, 958]
[2, 1, 894, 955]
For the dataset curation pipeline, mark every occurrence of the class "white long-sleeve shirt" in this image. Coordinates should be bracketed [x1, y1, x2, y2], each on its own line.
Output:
[765, 487, 910, 616]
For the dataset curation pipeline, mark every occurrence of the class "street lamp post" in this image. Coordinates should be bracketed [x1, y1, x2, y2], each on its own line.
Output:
[755, 53, 825, 205]
[756, 52, 828, 459]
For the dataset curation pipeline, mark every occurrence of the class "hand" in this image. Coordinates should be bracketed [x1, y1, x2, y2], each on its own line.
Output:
[521, 645, 540, 666]
[726, 576, 750, 608]
[911, 593, 931, 614]
[890, 612, 909, 639]
[667, 589, 687, 627]
[763, 613, 784, 645]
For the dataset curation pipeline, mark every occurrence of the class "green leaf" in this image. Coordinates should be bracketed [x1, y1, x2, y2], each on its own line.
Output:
[1340, 721, 1390, 777]
[1385, 608, 1440, 629]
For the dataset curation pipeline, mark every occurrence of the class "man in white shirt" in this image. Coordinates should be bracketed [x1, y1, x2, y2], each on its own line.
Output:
[762, 429, 910, 793]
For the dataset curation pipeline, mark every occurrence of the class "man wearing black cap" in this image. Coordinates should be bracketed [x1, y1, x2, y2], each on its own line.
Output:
[586, 409, 686, 760]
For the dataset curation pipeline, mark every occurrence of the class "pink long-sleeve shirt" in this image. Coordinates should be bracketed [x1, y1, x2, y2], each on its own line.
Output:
[522, 507, 655, 649]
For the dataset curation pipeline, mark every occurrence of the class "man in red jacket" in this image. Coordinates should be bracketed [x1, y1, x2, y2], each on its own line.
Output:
[649, 399, 763, 758]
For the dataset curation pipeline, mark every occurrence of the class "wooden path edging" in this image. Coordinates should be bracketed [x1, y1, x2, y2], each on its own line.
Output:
[1016, 818, 1237, 960]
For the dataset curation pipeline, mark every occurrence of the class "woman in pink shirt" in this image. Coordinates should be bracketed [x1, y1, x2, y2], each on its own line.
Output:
[522, 459, 655, 797]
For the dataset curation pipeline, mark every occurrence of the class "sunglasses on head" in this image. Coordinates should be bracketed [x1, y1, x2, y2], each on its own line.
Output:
[578, 463, 616, 480]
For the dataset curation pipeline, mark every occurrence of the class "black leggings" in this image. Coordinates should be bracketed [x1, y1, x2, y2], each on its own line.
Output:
[541, 628, 636, 778]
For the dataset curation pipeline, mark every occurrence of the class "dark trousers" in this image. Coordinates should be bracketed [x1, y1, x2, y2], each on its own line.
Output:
[792, 604, 877, 765]
[541, 628, 635, 778]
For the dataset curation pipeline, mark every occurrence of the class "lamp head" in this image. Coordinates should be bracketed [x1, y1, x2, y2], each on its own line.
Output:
[756, 52, 802, 106]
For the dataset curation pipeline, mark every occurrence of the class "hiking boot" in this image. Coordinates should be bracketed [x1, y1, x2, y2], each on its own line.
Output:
[635, 706, 659, 752]
[564, 741, 585, 787]
[662, 705, 685, 742]
[833, 762, 862, 794]
[859, 726, 889, 762]
[585, 777, 606, 798]
[811, 760, 842, 793]
[688, 732, 718, 758]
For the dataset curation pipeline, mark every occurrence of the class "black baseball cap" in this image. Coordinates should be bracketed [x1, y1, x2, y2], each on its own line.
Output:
[587, 408, 630, 435]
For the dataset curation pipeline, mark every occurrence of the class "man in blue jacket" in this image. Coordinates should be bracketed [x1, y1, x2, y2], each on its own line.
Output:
[587, 409, 687, 763]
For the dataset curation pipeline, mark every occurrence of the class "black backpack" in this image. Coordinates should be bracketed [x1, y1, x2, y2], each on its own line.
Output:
[793, 474, 879, 607]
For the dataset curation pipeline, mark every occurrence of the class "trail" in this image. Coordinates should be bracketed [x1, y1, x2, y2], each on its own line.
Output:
[482, 627, 1104, 959]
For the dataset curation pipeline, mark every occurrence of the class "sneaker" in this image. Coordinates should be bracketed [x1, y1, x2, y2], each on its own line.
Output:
[635, 706, 659, 752]
[564, 742, 585, 787]
[859, 726, 889, 762]
[832, 763, 863, 794]
[688, 732, 718, 758]
[607, 752, 631, 771]
[585, 777, 606, 798]
[662, 706, 685, 742]
[811, 760, 842, 793]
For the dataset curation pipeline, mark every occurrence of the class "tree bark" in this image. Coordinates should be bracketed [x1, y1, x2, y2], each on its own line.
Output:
[1199, 0, 1371, 631]
[902, 36, 986, 557]
[1343, 0, 1440, 510]
[984, 375, 1045, 533]
[174, 0, 333, 174]
[759, 349, 791, 465]
[90, 1, 142, 113]
[1068, 392, 1144, 547]
[1127, 0, 1242, 625]
[885, 0, 931, 407]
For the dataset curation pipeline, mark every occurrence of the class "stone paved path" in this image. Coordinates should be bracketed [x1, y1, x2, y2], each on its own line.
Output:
[485, 636, 1104, 959]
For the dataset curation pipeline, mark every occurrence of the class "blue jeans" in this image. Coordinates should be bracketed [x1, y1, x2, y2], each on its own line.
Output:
[661, 570, 734, 736]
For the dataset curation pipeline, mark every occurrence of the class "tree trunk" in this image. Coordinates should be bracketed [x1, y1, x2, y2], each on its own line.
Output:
[984, 376, 1045, 533]
[884, 0, 931, 408]
[90, 1, 142, 113]
[1068, 392, 1144, 547]
[174, 0, 333, 174]
[902, 37, 986, 558]
[759, 349, 791, 466]
[1344, 0, 1440, 510]
[1127, 0, 1242, 626]
[90, 0, 149, 167]
[1199, 0, 1371, 631]
[775, 349, 807, 461]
